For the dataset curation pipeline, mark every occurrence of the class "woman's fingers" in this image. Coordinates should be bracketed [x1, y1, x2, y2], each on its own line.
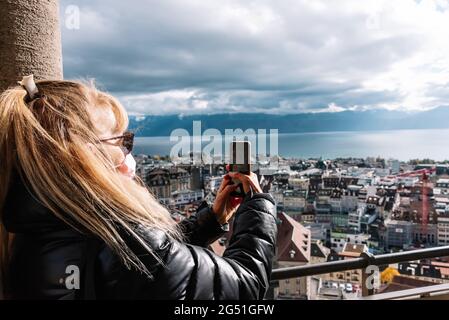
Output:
[222, 184, 239, 197]
[213, 182, 240, 222]
[228, 172, 262, 193]
[213, 172, 263, 224]
[215, 180, 238, 207]
[228, 172, 248, 192]
[244, 173, 262, 193]
[249, 175, 263, 193]
[217, 174, 232, 193]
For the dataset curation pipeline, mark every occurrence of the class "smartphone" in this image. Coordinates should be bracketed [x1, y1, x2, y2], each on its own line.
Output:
[229, 141, 251, 198]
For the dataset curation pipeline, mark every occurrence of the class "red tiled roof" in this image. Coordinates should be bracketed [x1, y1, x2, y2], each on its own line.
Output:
[338, 243, 368, 259]
[431, 261, 449, 268]
[339, 252, 363, 258]
[431, 262, 449, 276]
[277, 212, 311, 263]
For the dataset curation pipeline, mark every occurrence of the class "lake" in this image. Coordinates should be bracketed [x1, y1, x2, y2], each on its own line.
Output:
[134, 128, 449, 161]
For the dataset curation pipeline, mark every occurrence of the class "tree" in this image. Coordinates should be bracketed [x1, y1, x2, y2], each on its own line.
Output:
[381, 267, 400, 284]
[0, 0, 63, 91]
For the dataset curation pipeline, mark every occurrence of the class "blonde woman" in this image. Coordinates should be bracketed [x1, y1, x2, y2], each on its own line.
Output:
[0, 77, 277, 300]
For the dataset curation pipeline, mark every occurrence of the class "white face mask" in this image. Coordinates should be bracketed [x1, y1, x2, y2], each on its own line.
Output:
[119, 154, 136, 178]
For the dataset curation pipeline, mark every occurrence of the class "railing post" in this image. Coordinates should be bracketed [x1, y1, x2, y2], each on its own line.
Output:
[362, 268, 375, 297]
[361, 252, 376, 297]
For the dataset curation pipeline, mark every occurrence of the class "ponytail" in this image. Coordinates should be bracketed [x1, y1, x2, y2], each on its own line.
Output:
[0, 86, 31, 299]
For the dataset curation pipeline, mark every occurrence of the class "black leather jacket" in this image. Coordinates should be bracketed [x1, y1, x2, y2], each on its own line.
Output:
[2, 172, 277, 300]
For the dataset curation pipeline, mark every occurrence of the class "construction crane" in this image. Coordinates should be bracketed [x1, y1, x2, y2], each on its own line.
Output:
[421, 171, 430, 231]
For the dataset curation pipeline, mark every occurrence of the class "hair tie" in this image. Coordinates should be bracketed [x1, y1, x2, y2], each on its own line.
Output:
[18, 75, 40, 103]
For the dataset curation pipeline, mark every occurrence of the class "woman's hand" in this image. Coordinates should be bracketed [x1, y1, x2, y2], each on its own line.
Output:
[212, 172, 263, 224]
[212, 174, 240, 225]
[228, 172, 263, 194]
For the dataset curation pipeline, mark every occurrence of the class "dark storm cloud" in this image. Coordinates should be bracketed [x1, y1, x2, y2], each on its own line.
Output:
[59, 0, 449, 115]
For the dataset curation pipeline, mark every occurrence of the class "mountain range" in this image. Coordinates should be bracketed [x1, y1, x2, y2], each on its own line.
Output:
[128, 106, 449, 137]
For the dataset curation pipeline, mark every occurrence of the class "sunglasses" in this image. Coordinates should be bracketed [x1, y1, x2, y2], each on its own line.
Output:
[100, 131, 135, 155]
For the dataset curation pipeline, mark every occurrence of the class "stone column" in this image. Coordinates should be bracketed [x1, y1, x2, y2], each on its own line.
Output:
[0, 0, 63, 91]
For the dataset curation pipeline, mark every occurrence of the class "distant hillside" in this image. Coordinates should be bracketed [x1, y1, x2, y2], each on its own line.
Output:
[128, 106, 449, 137]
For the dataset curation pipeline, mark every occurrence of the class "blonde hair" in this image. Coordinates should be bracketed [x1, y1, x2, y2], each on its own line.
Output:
[0, 80, 181, 297]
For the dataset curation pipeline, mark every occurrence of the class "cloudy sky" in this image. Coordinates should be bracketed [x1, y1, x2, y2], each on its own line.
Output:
[60, 0, 449, 115]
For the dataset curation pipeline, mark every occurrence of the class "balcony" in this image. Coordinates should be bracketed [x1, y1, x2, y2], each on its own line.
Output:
[271, 245, 449, 300]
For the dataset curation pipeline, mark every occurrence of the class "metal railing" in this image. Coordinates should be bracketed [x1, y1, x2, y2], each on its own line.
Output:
[271, 245, 449, 285]
[357, 283, 449, 300]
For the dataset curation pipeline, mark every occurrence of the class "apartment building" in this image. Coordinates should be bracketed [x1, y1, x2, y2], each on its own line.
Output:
[276, 212, 311, 300]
